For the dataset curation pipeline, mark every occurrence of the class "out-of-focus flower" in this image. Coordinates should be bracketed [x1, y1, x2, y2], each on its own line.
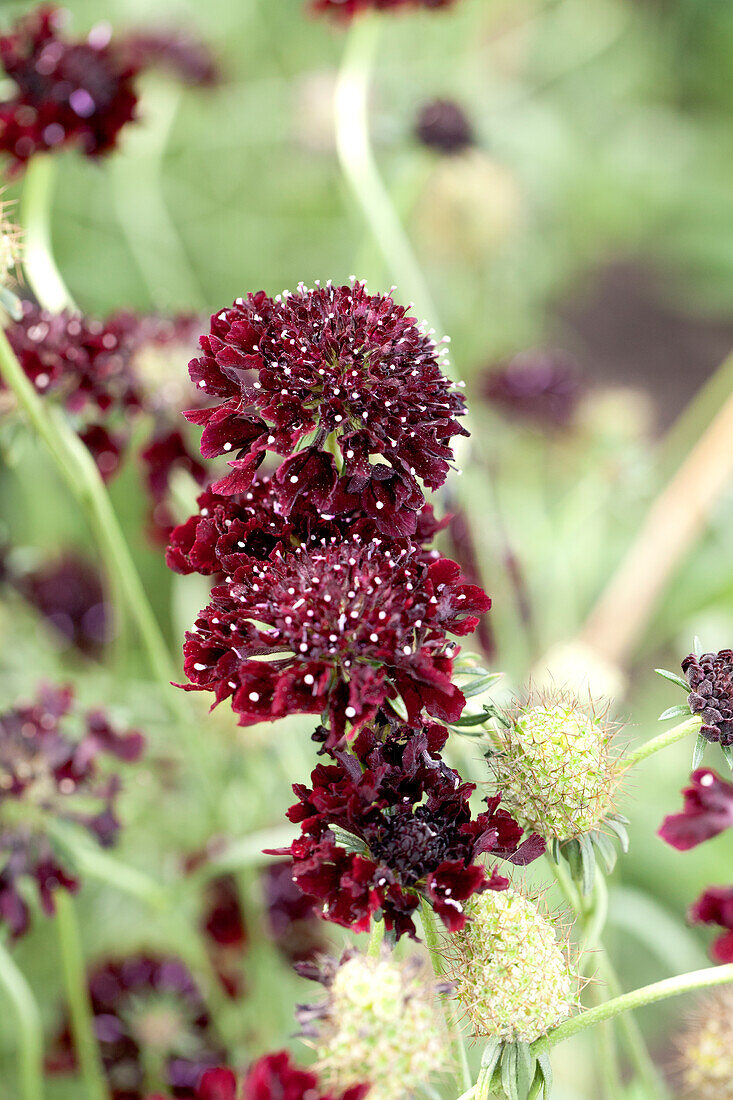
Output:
[0, 6, 140, 169]
[262, 861, 324, 963]
[139, 429, 207, 545]
[200, 874, 247, 999]
[186, 281, 466, 537]
[297, 952, 447, 1100]
[414, 99, 473, 156]
[677, 988, 733, 1100]
[690, 885, 733, 963]
[659, 769, 733, 851]
[488, 695, 618, 844]
[150, 1052, 369, 1100]
[180, 539, 490, 744]
[682, 650, 733, 747]
[277, 719, 541, 938]
[311, 0, 457, 17]
[448, 886, 577, 1042]
[0, 684, 144, 938]
[14, 551, 112, 655]
[120, 28, 220, 87]
[445, 506, 495, 657]
[481, 350, 584, 429]
[50, 954, 226, 1098]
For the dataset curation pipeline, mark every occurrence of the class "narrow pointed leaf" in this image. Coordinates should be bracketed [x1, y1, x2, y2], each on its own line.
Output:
[592, 830, 618, 875]
[605, 817, 630, 854]
[657, 703, 692, 722]
[722, 744, 733, 773]
[654, 668, 691, 691]
[692, 733, 707, 770]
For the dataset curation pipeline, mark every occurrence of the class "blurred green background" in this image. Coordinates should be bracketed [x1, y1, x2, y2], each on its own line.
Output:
[0, 0, 732, 1098]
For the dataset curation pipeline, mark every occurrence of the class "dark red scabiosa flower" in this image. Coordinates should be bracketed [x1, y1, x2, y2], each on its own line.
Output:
[120, 28, 220, 88]
[199, 875, 247, 999]
[262, 861, 324, 964]
[14, 552, 112, 655]
[180, 537, 490, 745]
[415, 99, 474, 156]
[689, 886, 733, 964]
[0, 685, 144, 939]
[481, 350, 584, 429]
[659, 769, 733, 851]
[50, 954, 227, 1099]
[275, 720, 543, 939]
[312, 0, 457, 18]
[166, 479, 446, 579]
[186, 281, 467, 537]
[0, 6, 140, 170]
[682, 650, 733, 747]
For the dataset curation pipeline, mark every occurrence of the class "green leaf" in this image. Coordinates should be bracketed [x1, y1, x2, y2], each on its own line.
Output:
[578, 833, 597, 895]
[658, 703, 692, 722]
[537, 1052, 553, 1098]
[654, 668, 691, 692]
[501, 1043, 520, 1100]
[389, 695, 408, 721]
[515, 1042, 534, 1098]
[592, 830, 618, 875]
[481, 1038, 503, 1079]
[722, 744, 733, 773]
[692, 733, 707, 770]
[450, 706, 495, 727]
[605, 817, 630, 854]
[693, 636, 703, 657]
[462, 674, 504, 699]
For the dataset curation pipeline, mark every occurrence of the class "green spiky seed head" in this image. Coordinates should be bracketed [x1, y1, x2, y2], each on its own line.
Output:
[449, 887, 576, 1044]
[679, 989, 733, 1099]
[314, 954, 450, 1100]
[489, 695, 617, 842]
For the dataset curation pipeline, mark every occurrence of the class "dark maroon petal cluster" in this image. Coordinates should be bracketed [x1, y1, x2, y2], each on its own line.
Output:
[659, 769, 733, 851]
[154, 1052, 368, 1100]
[690, 887, 733, 964]
[276, 720, 543, 938]
[198, 874, 248, 999]
[186, 281, 466, 537]
[180, 537, 490, 744]
[0, 6, 140, 169]
[262, 861, 324, 964]
[12, 551, 112, 655]
[682, 650, 733, 746]
[0, 684, 144, 938]
[415, 99, 474, 156]
[312, 0, 457, 18]
[120, 28, 220, 87]
[50, 954, 226, 1099]
[481, 350, 584, 429]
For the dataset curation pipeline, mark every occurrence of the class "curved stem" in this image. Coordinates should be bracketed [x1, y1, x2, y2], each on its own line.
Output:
[20, 155, 77, 312]
[624, 715, 702, 770]
[55, 892, 110, 1100]
[420, 902, 472, 1093]
[367, 916, 386, 958]
[535, 962, 733, 1054]
[334, 15, 442, 330]
[0, 935, 44, 1100]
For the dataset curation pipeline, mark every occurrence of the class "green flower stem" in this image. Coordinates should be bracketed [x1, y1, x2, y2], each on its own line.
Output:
[334, 14, 442, 330]
[420, 902, 472, 1093]
[20, 154, 77, 312]
[55, 892, 110, 1100]
[367, 917, 386, 959]
[0, 934, 44, 1100]
[536, 963, 733, 1055]
[624, 715, 702, 770]
[194, 824, 297, 879]
[455, 1087, 477, 1100]
[45, 820, 167, 911]
[548, 857, 666, 1100]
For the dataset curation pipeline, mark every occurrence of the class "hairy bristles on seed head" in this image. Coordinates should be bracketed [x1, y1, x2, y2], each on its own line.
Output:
[447, 885, 579, 1044]
[676, 987, 733, 1099]
[488, 689, 622, 844]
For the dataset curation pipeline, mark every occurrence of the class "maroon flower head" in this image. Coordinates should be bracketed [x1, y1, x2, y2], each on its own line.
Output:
[262, 861, 324, 963]
[659, 769, 733, 851]
[682, 650, 733, 747]
[180, 537, 490, 744]
[275, 720, 543, 939]
[0, 685, 144, 938]
[186, 281, 467, 537]
[199, 874, 247, 999]
[120, 28, 220, 87]
[14, 551, 112, 655]
[312, 0, 457, 18]
[481, 350, 584, 429]
[187, 1053, 368, 1100]
[690, 886, 733, 964]
[415, 99, 473, 156]
[50, 954, 226, 1099]
[0, 6, 140, 169]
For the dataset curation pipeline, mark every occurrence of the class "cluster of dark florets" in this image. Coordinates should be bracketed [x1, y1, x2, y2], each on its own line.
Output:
[276, 720, 543, 938]
[682, 650, 733, 747]
[147, 1052, 368, 1100]
[0, 684, 144, 938]
[0, 6, 218, 171]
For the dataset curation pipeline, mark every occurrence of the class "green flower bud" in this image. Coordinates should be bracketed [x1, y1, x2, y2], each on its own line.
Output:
[312, 954, 450, 1100]
[678, 989, 733, 1099]
[449, 887, 577, 1044]
[489, 695, 618, 843]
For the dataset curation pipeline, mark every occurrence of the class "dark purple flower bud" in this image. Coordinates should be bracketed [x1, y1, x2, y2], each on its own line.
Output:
[415, 99, 473, 156]
[682, 651, 733, 747]
[481, 350, 584, 429]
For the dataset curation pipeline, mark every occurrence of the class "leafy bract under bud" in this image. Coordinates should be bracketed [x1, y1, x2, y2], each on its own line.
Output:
[306, 954, 449, 1100]
[489, 696, 617, 843]
[449, 887, 576, 1044]
[678, 988, 733, 1099]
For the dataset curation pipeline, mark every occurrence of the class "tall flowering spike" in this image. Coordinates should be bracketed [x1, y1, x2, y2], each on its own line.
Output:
[186, 281, 467, 536]
[689, 885, 733, 963]
[312, 0, 458, 17]
[488, 694, 619, 844]
[0, 685, 144, 938]
[180, 538, 490, 743]
[659, 769, 733, 851]
[298, 952, 449, 1100]
[277, 720, 542, 939]
[682, 650, 733, 747]
[677, 988, 733, 1100]
[49, 954, 226, 1097]
[0, 6, 140, 169]
[448, 886, 577, 1043]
